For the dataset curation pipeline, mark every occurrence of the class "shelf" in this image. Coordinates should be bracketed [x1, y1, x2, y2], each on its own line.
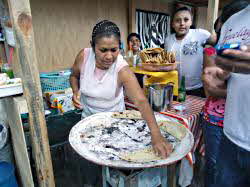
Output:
[0, 83, 23, 98]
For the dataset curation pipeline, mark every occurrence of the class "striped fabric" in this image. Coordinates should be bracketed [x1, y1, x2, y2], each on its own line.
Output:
[125, 95, 206, 156]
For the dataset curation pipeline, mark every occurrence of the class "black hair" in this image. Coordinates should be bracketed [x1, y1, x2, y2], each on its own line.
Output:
[91, 20, 121, 49]
[221, 0, 249, 24]
[214, 17, 221, 32]
[172, 7, 192, 18]
[213, 17, 222, 45]
[171, 7, 193, 33]
[213, 0, 248, 45]
[127, 33, 141, 45]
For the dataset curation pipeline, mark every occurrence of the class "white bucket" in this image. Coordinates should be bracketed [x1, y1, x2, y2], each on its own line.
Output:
[4, 26, 15, 47]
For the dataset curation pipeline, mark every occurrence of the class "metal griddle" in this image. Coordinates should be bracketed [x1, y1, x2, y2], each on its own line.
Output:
[69, 112, 194, 169]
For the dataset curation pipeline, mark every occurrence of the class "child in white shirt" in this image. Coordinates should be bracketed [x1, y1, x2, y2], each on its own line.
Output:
[165, 7, 214, 97]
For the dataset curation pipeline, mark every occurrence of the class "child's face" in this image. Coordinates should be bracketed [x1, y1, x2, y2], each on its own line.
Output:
[129, 36, 141, 53]
[172, 10, 192, 38]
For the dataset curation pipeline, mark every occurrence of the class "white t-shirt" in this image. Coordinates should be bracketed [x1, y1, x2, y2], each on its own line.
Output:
[217, 5, 250, 151]
[165, 29, 210, 90]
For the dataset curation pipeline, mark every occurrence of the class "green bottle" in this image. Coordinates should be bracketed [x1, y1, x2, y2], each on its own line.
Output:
[178, 76, 186, 102]
[2, 63, 14, 78]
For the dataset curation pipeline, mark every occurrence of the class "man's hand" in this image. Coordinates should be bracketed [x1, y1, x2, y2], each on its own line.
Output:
[203, 66, 230, 83]
[216, 45, 250, 74]
[151, 131, 173, 158]
[72, 91, 82, 109]
[203, 67, 229, 98]
[203, 69, 223, 89]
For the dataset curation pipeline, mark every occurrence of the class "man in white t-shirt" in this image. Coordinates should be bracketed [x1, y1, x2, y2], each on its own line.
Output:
[204, 4, 250, 186]
[165, 29, 210, 91]
[164, 7, 213, 97]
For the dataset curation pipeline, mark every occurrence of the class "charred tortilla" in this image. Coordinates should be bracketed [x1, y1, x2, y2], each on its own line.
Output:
[111, 110, 142, 119]
[158, 121, 187, 140]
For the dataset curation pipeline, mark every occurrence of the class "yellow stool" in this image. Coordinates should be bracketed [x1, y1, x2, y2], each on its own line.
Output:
[130, 67, 179, 96]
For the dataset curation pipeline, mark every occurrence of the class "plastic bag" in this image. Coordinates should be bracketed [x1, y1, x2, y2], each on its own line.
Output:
[0, 124, 7, 149]
[178, 157, 194, 187]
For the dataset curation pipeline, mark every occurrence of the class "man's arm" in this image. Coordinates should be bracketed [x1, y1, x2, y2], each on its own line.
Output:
[216, 45, 250, 74]
[202, 49, 228, 98]
[204, 32, 217, 46]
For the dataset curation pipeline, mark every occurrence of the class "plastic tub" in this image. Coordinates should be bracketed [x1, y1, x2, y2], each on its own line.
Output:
[0, 162, 18, 187]
[40, 70, 71, 93]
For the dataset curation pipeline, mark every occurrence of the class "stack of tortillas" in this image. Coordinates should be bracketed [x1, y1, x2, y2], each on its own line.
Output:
[139, 48, 176, 65]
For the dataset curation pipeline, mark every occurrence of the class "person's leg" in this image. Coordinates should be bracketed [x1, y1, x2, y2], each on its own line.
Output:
[215, 134, 248, 187]
[202, 119, 223, 187]
[237, 141, 250, 186]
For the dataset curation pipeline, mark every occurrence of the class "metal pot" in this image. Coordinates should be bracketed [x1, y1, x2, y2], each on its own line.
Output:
[148, 83, 173, 112]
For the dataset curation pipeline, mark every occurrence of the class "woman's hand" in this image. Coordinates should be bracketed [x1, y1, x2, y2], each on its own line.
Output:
[72, 91, 82, 109]
[151, 131, 173, 158]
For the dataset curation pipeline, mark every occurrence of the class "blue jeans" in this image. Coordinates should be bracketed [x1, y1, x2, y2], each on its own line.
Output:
[215, 134, 250, 187]
[202, 119, 223, 187]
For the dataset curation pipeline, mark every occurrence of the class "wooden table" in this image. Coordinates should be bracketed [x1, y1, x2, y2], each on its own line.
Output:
[167, 95, 206, 154]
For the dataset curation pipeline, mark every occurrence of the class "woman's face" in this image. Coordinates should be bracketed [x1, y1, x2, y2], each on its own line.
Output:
[172, 10, 192, 38]
[129, 36, 141, 54]
[94, 35, 120, 70]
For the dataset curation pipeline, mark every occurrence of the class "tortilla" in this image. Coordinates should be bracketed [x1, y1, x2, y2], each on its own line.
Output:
[119, 147, 162, 163]
[158, 121, 187, 140]
[111, 110, 142, 119]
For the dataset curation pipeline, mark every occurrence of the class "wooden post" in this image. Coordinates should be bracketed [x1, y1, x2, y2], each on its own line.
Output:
[128, 0, 136, 34]
[167, 163, 177, 187]
[6, 0, 55, 186]
[206, 0, 219, 32]
[4, 97, 34, 187]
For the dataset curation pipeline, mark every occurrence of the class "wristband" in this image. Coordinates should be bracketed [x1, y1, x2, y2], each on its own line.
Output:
[204, 47, 216, 56]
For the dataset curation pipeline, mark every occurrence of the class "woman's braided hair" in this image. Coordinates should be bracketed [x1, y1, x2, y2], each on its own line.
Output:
[91, 20, 121, 49]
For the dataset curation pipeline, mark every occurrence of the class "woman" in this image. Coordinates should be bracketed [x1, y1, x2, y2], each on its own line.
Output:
[165, 7, 214, 97]
[70, 20, 172, 158]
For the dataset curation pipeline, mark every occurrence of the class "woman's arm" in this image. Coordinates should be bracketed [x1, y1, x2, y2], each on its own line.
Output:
[118, 66, 172, 158]
[70, 49, 84, 109]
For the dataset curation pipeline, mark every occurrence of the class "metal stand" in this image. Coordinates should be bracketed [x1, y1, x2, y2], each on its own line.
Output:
[102, 166, 168, 187]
